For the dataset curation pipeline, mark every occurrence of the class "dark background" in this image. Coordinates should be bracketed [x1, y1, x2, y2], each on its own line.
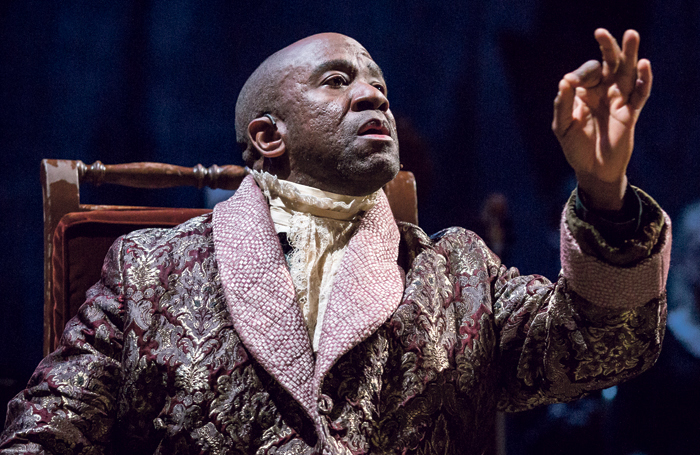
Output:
[2, 1, 699, 453]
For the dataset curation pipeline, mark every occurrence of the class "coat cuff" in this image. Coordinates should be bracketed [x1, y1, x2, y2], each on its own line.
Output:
[560, 187, 671, 309]
[574, 184, 642, 245]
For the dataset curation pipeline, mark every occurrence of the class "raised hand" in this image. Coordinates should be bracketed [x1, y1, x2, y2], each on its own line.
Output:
[552, 29, 653, 211]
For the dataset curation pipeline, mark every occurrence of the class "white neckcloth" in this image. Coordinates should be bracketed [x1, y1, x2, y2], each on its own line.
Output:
[251, 170, 378, 351]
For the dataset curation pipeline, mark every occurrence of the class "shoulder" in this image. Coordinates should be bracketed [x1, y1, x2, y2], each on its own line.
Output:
[397, 221, 500, 273]
[109, 213, 216, 289]
[119, 212, 214, 251]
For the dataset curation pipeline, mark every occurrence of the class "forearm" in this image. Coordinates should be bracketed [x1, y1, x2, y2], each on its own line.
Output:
[496, 189, 670, 411]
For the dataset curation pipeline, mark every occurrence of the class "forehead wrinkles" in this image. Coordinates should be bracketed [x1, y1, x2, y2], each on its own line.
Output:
[333, 45, 385, 83]
[326, 44, 380, 78]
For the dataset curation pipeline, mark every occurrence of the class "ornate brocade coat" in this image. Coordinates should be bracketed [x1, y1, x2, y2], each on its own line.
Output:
[2, 176, 671, 455]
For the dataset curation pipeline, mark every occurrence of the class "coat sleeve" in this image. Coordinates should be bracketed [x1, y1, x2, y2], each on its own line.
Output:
[494, 187, 670, 412]
[0, 237, 127, 454]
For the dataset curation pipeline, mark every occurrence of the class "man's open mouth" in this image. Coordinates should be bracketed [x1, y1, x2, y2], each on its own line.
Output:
[358, 119, 391, 137]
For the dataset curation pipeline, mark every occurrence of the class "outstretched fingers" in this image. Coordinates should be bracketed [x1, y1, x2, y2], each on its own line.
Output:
[629, 58, 653, 110]
[616, 30, 641, 97]
[595, 28, 622, 77]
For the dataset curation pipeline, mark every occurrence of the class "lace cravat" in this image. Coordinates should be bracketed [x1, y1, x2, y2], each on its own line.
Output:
[251, 170, 378, 350]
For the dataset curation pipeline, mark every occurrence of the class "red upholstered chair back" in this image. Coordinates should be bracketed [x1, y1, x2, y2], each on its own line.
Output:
[41, 159, 418, 355]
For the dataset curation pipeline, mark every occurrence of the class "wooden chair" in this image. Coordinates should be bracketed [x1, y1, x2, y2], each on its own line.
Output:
[40, 159, 418, 356]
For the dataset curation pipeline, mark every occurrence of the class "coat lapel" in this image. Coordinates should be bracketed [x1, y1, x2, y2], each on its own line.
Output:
[212, 175, 317, 419]
[313, 190, 405, 388]
[213, 178, 405, 420]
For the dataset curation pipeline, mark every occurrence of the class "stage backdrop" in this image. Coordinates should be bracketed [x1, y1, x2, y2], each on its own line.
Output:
[2, 1, 698, 453]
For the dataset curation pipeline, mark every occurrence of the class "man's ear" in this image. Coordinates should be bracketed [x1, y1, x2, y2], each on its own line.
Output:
[247, 115, 285, 158]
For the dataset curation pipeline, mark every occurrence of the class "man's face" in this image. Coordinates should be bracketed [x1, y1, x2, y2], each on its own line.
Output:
[276, 34, 400, 196]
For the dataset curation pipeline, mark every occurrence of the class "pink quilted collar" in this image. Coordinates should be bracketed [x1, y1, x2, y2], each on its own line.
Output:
[212, 175, 404, 421]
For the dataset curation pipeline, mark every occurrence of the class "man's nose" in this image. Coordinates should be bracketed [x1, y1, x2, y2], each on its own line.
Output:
[350, 82, 389, 112]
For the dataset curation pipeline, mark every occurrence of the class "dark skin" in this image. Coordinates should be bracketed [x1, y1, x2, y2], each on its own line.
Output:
[247, 33, 400, 197]
[248, 29, 651, 207]
[553, 28, 653, 211]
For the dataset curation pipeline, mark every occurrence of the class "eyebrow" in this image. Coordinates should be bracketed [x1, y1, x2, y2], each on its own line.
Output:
[366, 61, 385, 81]
[309, 58, 385, 82]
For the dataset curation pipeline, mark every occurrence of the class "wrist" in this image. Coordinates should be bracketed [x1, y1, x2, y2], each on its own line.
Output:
[576, 173, 627, 212]
[574, 183, 642, 245]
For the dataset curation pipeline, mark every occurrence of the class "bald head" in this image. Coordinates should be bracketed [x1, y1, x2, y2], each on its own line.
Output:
[235, 33, 399, 195]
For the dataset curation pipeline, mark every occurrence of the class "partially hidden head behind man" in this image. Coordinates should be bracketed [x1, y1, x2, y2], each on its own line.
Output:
[235, 33, 400, 197]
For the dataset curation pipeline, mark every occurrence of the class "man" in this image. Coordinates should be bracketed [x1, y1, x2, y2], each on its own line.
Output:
[1, 30, 669, 454]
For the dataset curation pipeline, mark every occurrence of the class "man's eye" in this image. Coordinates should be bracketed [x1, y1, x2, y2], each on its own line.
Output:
[324, 75, 348, 87]
[373, 84, 386, 94]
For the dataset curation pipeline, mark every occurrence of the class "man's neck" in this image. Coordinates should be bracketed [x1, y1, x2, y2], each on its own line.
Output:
[251, 170, 378, 233]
